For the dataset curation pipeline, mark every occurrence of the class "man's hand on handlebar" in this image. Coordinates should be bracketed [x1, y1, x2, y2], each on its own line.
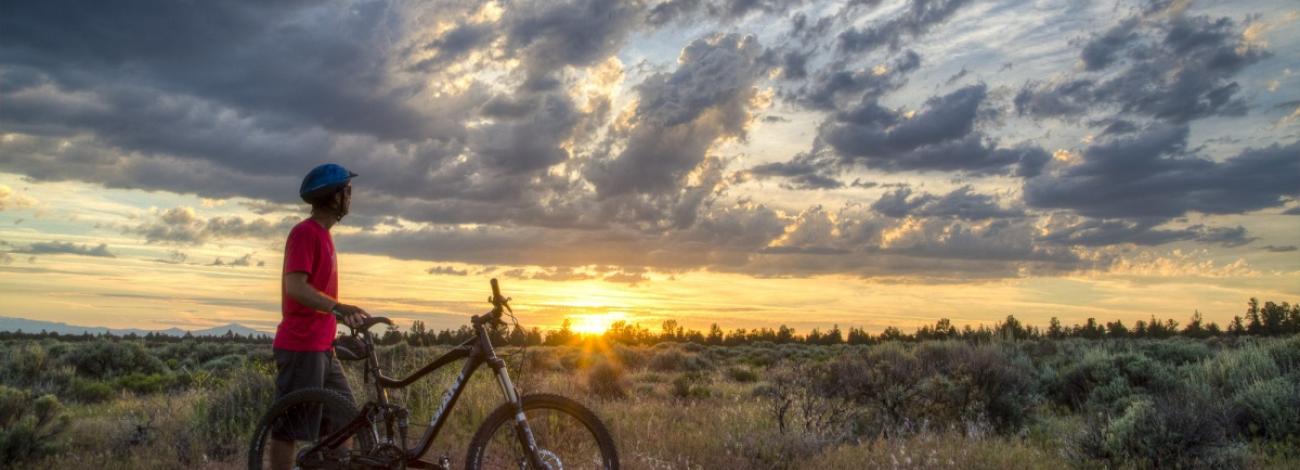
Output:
[332, 303, 371, 328]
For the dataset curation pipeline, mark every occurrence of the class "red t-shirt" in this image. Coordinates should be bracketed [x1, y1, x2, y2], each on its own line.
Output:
[273, 219, 338, 351]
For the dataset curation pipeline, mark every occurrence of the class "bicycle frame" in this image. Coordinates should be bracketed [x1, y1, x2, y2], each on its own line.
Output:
[301, 318, 542, 469]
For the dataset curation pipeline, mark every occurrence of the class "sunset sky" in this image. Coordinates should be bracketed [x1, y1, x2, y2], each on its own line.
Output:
[1, 0, 1297, 335]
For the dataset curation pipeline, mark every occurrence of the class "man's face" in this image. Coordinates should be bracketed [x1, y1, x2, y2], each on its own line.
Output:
[340, 184, 351, 214]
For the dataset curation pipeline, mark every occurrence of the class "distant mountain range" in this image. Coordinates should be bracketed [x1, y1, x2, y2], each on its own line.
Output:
[0, 316, 271, 338]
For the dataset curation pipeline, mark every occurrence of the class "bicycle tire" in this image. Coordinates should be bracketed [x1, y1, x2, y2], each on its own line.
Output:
[247, 388, 373, 470]
[465, 393, 619, 470]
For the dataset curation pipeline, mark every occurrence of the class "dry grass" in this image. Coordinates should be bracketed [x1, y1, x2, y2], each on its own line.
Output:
[7, 339, 1300, 469]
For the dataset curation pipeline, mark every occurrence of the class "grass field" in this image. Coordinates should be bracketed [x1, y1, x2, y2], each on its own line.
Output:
[2, 334, 1298, 469]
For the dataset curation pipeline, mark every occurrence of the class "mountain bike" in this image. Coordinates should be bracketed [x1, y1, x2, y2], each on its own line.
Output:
[248, 279, 619, 469]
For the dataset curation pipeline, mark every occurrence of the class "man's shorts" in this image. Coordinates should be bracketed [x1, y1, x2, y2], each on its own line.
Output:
[271, 348, 357, 442]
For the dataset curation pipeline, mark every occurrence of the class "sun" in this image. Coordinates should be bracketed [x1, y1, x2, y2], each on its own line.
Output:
[568, 312, 627, 335]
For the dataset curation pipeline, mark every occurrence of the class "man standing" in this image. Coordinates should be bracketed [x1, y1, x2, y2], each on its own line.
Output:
[271, 163, 370, 468]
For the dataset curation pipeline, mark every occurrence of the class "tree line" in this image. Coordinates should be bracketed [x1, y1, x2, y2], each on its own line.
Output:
[388, 298, 1299, 347]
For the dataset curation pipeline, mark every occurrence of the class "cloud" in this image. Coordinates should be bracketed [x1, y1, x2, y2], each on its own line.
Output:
[15, 241, 115, 258]
[1262, 245, 1297, 253]
[1015, 7, 1268, 123]
[1039, 218, 1256, 248]
[503, 0, 643, 84]
[836, 0, 974, 54]
[1024, 124, 1300, 219]
[647, 0, 813, 26]
[603, 271, 648, 285]
[585, 33, 769, 197]
[128, 207, 298, 245]
[426, 265, 469, 276]
[0, 184, 38, 211]
[209, 253, 255, 267]
[871, 186, 1023, 220]
[815, 84, 1050, 175]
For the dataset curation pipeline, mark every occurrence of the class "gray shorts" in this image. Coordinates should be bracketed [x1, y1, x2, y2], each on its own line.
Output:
[271, 348, 356, 441]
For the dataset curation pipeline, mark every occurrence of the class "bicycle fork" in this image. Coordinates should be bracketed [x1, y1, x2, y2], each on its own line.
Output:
[489, 357, 548, 470]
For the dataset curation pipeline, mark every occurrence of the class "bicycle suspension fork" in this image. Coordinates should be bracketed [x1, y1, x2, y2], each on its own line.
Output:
[488, 356, 546, 469]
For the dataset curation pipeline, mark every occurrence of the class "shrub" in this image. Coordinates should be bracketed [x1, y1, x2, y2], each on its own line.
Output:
[1196, 345, 1280, 397]
[610, 345, 647, 370]
[1078, 384, 1244, 468]
[63, 340, 166, 379]
[67, 377, 114, 403]
[586, 362, 628, 399]
[1136, 339, 1212, 366]
[0, 386, 68, 463]
[670, 372, 712, 399]
[0, 342, 51, 388]
[725, 366, 759, 383]
[648, 349, 710, 373]
[1053, 351, 1176, 412]
[196, 370, 276, 459]
[117, 373, 175, 395]
[1231, 376, 1300, 440]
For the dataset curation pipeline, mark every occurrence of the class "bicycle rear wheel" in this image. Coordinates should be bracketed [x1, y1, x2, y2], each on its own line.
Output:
[465, 393, 618, 470]
[247, 388, 374, 470]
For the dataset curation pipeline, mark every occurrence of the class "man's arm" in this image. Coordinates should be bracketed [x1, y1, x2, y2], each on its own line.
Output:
[284, 272, 370, 327]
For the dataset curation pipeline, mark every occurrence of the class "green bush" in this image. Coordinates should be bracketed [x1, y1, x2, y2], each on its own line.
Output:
[1196, 345, 1280, 397]
[196, 370, 276, 459]
[586, 362, 629, 399]
[67, 377, 114, 403]
[63, 340, 166, 379]
[725, 366, 759, 383]
[648, 349, 710, 372]
[0, 385, 68, 463]
[1232, 376, 1300, 440]
[1136, 339, 1212, 366]
[671, 372, 712, 399]
[1054, 351, 1176, 412]
[1, 343, 51, 387]
[1078, 384, 1244, 468]
[116, 372, 175, 395]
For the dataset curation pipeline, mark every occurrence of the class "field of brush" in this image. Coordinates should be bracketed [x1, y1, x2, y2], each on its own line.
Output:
[2, 334, 1298, 469]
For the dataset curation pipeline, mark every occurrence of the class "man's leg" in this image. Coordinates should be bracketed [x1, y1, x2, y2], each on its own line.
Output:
[270, 437, 296, 470]
[269, 349, 328, 469]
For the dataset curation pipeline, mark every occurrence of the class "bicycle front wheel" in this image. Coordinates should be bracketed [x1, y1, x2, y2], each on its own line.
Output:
[465, 393, 619, 470]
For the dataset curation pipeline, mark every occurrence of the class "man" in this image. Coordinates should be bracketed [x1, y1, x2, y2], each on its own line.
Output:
[271, 163, 370, 469]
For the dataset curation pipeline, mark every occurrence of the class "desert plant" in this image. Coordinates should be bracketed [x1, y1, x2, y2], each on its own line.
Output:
[195, 369, 276, 459]
[1231, 375, 1300, 440]
[1078, 384, 1244, 468]
[0, 385, 68, 463]
[725, 366, 759, 383]
[586, 361, 629, 399]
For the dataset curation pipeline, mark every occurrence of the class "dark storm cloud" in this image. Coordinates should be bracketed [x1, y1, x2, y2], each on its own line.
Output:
[836, 0, 973, 54]
[1039, 218, 1255, 248]
[1024, 124, 1300, 219]
[0, 1, 453, 141]
[415, 23, 496, 70]
[816, 84, 1049, 175]
[871, 186, 1022, 220]
[1015, 8, 1268, 123]
[586, 34, 769, 197]
[504, 0, 643, 84]
[794, 50, 920, 111]
[746, 153, 845, 190]
[647, 0, 809, 26]
[15, 241, 115, 258]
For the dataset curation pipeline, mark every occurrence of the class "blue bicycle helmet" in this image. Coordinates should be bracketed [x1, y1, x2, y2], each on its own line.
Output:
[299, 163, 357, 203]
